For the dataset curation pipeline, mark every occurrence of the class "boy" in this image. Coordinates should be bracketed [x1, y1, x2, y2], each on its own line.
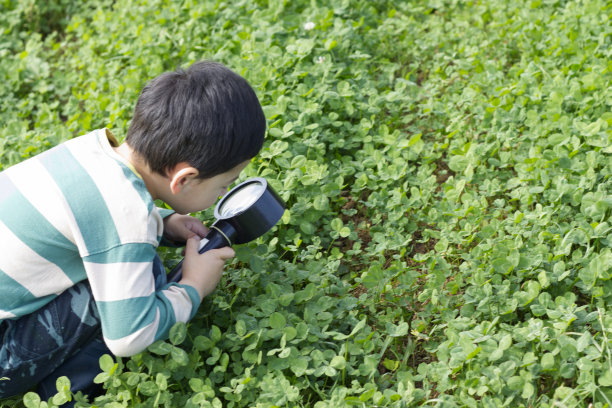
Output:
[0, 61, 266, 402]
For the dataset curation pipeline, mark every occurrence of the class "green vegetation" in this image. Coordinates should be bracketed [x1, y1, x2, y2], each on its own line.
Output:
[1, 0, 611, 406]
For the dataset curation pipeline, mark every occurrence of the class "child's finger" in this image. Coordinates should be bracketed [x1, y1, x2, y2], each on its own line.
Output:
[188, 219, 209, 237]
[184, 235, 200, 256]
[207, 246, 235, 261]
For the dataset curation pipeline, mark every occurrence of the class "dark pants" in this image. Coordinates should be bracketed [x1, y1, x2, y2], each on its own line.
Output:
[0, 280, 106, 403]
[0, 255, 167, 404]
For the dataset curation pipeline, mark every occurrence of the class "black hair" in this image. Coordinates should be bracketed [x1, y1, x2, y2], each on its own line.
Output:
[126, 61, 266, 178]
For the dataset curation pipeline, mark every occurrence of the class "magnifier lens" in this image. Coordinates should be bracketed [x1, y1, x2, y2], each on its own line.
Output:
[218, 181, 266, 218]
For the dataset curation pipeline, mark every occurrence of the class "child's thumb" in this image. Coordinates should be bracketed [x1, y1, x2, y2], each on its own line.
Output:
[209, 246, 235, 260]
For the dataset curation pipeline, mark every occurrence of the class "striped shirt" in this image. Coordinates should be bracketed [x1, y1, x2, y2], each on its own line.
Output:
[0, 129, 200, 356]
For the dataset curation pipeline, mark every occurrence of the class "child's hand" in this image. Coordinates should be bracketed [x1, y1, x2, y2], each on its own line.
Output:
[179, 235, 235, 299]
[163, 213, 209, 244]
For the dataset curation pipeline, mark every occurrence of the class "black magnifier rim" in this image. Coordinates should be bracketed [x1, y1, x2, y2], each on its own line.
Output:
[214, 177, 267, 220]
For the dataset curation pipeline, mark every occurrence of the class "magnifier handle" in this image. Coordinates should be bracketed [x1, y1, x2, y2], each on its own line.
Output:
[167, 227, 233, 283]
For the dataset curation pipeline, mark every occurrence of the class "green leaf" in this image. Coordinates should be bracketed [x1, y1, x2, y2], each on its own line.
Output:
[330, 218, 343, 232]
[210, 326, 222, 343]
[332, 318, 367, 340]
[339, 226, 351, 237]
[148, 340, 173, 355]
[541, 353, 555, 370]
[522, 382, 535, 399]
[382, 359, 399, 371]
[171, 346, 189, 366]
[99, 354, 115, 372]
[492, 258, 514, 274]
[599, 369, 612, 387]
[269, 312, 286, 329]
[579, 266, 597, 287]
[139, 381, 158, 396]
[56, 376, 71, 392]
[359, 388, 376, 402]
[169, 322, 187, 345]
[290, 358, 308, 376]
[330, 355, 346, 370]
[448, 155, 469, 172]
[387, 321, 408, 337]
[52, 393, 68, 406]
[236, 319, 247, 337]
[576, 332, 590, 352]
[290, 155, 307, 168]
[498, 334, 512, 351]
[194, 335, 213, 351]
[189, 378, 204, 392]
[23, 392, 41, 408]
[507, 376, 523, 391]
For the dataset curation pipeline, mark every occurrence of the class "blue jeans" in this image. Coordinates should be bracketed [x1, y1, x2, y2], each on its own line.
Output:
[0, 255, 167, 403]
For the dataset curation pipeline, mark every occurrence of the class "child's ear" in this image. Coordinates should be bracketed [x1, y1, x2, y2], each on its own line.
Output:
[168, 163, 199, 194]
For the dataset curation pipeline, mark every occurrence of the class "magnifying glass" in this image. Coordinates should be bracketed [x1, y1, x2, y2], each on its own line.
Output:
[168, 177, 285, 282]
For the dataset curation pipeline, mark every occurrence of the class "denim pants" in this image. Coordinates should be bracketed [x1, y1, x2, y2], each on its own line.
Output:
[0, 255, 167, 403]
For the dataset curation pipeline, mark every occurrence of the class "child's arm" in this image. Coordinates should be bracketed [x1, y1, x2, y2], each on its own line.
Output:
[83, 244, 203, 357]
[85, 236, 234, 357]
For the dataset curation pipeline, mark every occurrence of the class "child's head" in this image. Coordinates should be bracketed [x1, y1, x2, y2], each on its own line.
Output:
[126, 61, 266, 180]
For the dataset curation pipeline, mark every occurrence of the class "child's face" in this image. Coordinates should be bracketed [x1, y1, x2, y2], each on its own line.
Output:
[169, 160, 250, 214]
